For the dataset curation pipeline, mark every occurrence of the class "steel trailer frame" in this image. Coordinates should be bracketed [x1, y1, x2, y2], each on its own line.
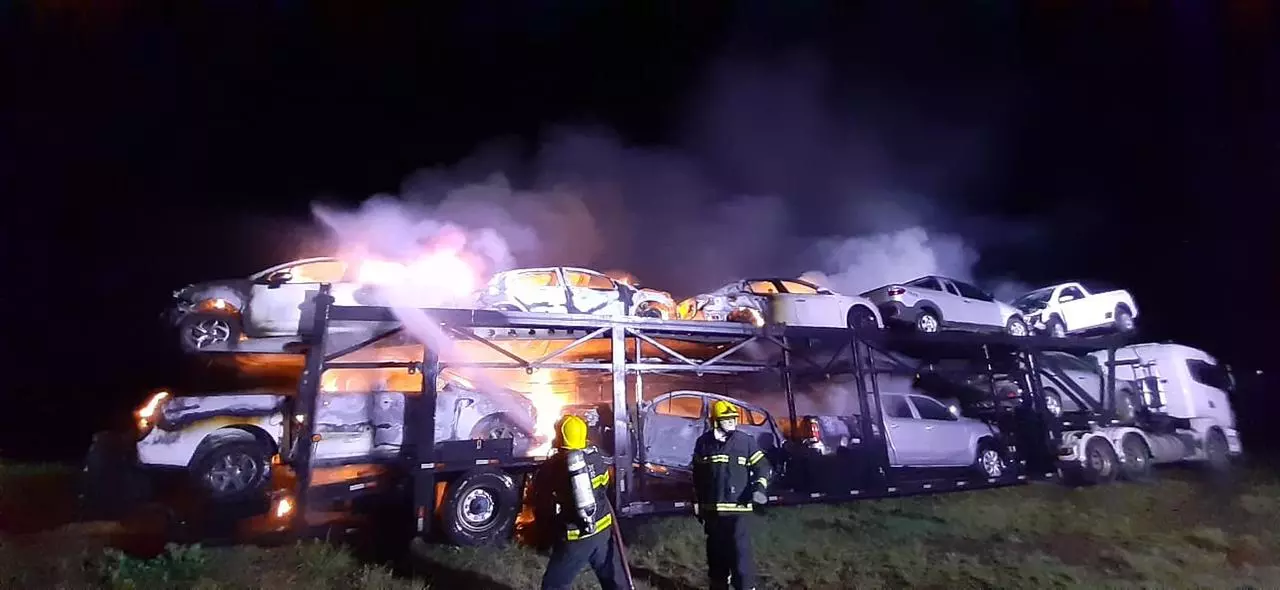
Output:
[282, 284, 1140, 538]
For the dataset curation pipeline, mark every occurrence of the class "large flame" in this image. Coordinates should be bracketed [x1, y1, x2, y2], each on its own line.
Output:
[525, 369, 571, 456]
[349, 248, 480, 305]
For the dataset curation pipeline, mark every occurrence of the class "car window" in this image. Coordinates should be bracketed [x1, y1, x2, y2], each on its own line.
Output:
[779, 280, 819, 295]
[953, 280, 993, 302]
[509, 270, 560, 289]
[289, 260, 348, 283]
[910, 395, 956, 421]
[1187, 359, 1232, 391]
[882, 395, 914, 419]
[905, 277, 941, 291]
[1060, 286, 1084, 300]
[564, 271, 614, 290]
[747, 280, 780, 295]
[654, 395, 704, 418]
[741, 406, 769, 427]
[940, 280, 961, 297]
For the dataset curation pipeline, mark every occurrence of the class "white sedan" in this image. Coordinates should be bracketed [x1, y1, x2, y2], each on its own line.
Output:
[676, 277, 884, 332]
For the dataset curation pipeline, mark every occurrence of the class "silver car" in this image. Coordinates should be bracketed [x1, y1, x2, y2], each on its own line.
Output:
[862, 276, 1028, 336]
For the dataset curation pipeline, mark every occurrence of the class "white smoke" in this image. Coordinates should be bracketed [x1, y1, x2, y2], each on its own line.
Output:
[802, 226, 981, 296]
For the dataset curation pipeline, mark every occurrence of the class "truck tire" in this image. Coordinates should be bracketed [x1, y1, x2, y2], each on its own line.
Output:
[190, 434, 272, 503]
[440, 467, 522, 546]
[1065, 437, 1120, 486]
[974, 439, 1005, 478]
[1202, 428, 1230, 472]
[1113, 305, 1136, 332]
[1044, 317, 1067, 339]
[1118, 434, 1153, 482]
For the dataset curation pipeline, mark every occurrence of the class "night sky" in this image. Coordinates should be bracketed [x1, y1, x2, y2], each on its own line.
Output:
[3, 1, 1277, 461]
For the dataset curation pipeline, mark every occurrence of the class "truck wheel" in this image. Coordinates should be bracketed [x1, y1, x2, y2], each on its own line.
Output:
[1042, 388, 1064, 418]
[1073, 437, 1120, 486]
[1113, 306, 1135, 332]
[1044, 317, 1067, 338]
[1119, 434, 1153, 482]
[1203, 428, 1230, 472]
[178, 312, 241, 352]
[915, 310, 940, 333]
[1005, 317, 1028, 337]
[440, 468, 522, 546]
[191, 435, 272, 503]
[974, 440, 1005, 478]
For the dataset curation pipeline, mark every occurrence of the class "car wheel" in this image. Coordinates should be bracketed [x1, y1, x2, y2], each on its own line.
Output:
[470, 414, 534, 456]
[1042, 387, 1064, 417]
[440, 468, 522, 546]
[1114, 306, 1136, 332]
[974, 440, 1005, 479]
[1119, 434, 1153, 482]
[1045, 317, 1067, 338]
[191, 435, 272, 503]
[915, 310, 940, 333]
[846, 305, 880, 334]
[635, 304, 663, 319]
[178, 312, 241, 352]
[1006, 317, 1028, 337]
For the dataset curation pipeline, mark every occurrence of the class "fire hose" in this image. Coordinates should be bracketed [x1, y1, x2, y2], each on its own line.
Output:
[610, 514, 636, 590]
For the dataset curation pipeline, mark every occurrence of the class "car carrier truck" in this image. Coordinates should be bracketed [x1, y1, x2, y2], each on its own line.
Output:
[101, 284, 1242, 547]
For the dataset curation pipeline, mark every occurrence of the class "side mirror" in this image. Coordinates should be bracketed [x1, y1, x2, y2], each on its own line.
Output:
[259, 271, 292, 287]
[1058, 294, 1076, 303]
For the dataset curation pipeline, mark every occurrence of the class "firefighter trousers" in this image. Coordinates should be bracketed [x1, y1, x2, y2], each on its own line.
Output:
[703, 513, 757, 590]
[540, 527, 631, 590]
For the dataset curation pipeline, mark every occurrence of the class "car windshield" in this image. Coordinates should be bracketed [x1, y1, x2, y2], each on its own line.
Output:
[1014, 288, 1054, 307]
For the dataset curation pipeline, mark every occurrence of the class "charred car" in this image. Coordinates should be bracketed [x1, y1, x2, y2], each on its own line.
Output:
[133, 377, 542, 503]
[475, 266, 675, 318]
[675, 278, 884, 332]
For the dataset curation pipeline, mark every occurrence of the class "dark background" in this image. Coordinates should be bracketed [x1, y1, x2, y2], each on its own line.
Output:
[2, 1, 1275, 461]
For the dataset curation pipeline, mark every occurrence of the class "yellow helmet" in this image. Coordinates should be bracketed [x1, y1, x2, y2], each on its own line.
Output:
[558, 414, 589, 450]
[710, 400, 740, 421]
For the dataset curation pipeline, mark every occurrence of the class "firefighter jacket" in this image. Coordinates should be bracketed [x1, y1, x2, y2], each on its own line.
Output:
[692, 429, 772, 514]
[547, 446, 614, 541]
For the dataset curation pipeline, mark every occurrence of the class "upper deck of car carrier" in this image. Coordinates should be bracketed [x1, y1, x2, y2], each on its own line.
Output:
[273, 284, 1142, 538]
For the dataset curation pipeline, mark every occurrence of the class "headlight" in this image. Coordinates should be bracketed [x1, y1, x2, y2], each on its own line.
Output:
[135, 390, 170, 438]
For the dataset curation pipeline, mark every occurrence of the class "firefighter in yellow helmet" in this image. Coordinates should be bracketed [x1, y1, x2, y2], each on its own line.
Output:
[539, 414, 632, 590]
[692, 400, 771, 590]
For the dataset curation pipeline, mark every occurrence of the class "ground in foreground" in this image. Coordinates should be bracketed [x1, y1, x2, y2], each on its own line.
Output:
[4, 462, 1280, 589]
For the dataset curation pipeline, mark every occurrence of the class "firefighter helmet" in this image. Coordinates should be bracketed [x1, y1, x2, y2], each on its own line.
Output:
[558, 415, 589, 450]
[710, 400, 740, 421]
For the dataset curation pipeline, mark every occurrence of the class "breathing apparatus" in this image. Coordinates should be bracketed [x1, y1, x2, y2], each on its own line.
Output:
[559, 415, 599, 533]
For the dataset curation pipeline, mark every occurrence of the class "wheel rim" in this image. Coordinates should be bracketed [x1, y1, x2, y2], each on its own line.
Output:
[205, 451, 259, 493]
[1117, 312, 1134, 331]
[459, 488, 497, 530]
[918, 314, 939, 333]
[1044, 393, 1062, 417]
[980, 449, 1003, 477]
[1051, 323, 1066, 338]
[1124, 439, 1148, 471]
[188, 319, 231, 349]
[849, 308, 877, 331]
[1088, 445, 1113, 475]
[1008, 321, 1027, 337]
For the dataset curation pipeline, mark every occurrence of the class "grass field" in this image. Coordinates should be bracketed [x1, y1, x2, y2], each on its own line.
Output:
[5, 461, 1280, 589]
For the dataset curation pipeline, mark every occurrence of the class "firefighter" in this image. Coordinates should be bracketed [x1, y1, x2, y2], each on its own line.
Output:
[692, 400, 771, 590]
[539, 414, 632, 590]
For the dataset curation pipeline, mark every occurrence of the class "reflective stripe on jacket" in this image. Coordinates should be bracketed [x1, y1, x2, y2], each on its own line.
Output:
[691, 430, 771, 515]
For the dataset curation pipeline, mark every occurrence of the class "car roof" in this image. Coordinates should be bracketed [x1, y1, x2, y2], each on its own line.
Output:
[250, 256, 342, 280]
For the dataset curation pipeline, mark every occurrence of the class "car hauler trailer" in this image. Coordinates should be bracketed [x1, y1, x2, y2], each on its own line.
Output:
[240, 284, 1185, 547]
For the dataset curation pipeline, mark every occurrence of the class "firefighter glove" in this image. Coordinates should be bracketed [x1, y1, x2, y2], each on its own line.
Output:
[752, 489, 769, 506]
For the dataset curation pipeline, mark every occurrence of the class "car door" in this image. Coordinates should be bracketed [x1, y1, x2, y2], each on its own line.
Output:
[563, 269, 627, 316]
[881, 393, 931, 466]
[248, 259, 349, 336]
[640, 392, 707, 474]
[505, 268, 569, 313]
[778, 280, 839, 326]
[1054, 285, 1095, 330]
[932, 279, 975, 325]
[951, 280, 1004, 329]
[907, 395, 969, 465]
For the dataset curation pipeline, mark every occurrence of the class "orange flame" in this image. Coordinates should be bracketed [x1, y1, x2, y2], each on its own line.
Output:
[524, 370, 571, 456]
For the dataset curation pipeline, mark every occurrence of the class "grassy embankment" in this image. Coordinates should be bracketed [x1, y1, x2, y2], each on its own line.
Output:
[4, 461, 1280, 589]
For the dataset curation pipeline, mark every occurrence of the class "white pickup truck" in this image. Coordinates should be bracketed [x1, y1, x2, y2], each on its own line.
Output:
[1012, 281, 1138, 338]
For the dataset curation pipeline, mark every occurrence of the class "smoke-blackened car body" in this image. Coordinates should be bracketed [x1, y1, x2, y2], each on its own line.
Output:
[474, 266, 675, 318]
[674, 277, 884, 331]
[861, 275, 1028, 336]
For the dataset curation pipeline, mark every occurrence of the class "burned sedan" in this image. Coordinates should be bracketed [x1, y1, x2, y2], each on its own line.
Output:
[675, 277, 884, 332]
[475, 266, 675, 318]
[133, 376, 542, 502]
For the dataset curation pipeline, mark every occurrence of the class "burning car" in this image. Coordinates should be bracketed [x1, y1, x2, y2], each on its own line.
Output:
[475, 266, 675, 318]
[168, 254, 477, 352]
[133, 374, 541, 503]
[675, 278, 884, 332]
